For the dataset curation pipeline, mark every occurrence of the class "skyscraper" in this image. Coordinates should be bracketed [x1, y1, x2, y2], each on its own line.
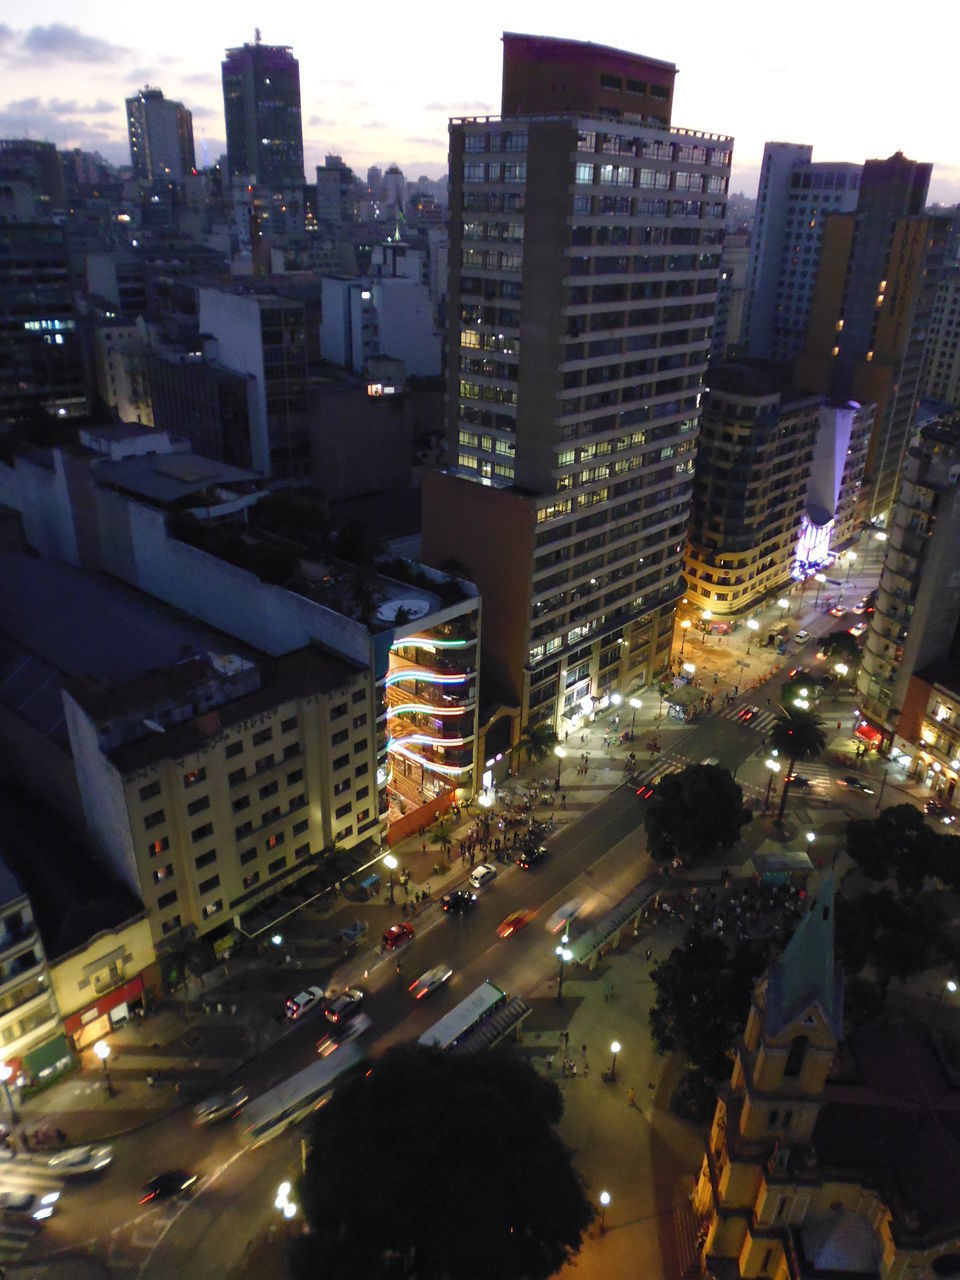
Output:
[221, 33, 304, 188]
[125, 86, 196, 183]
[794, 153, 947, 520]
[422, 33, 730, 732]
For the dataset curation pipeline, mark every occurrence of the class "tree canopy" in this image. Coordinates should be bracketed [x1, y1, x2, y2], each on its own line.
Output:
[768, 706, 827, 825]
[819, 629, 862, 664]
[291, 1046, 593, 1280]
[644, 764, 750, 865]
[649, 928, 769, 1080]
[845, 804, 960, 894]
[834, 888, 949, 1001]
[517, 721, 559, 765]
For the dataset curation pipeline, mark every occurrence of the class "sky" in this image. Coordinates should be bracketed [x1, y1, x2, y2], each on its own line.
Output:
[0, 0, 957, 204]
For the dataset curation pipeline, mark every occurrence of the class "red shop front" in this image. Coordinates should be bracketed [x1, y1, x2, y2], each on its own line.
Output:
[64, 976, 145, 1050]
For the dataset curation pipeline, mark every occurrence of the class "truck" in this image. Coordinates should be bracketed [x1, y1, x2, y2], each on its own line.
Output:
[333, 919, 368, 949]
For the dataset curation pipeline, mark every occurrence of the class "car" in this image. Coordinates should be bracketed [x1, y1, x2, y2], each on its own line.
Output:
[469, 864, 498, 890]
[324, 989, 365, 1024]
[700, 756, 719, 766]
[795, 629, 811, 642]
[829, 606, 846, 618]
[192, 1087, 249, 1125]
[852, 601, 868, 615]
[516, 845, 548, 870]
[408, 964, 454, 1000]
[924, 799, 946, 816]
[784, 773, 810, 788]
[497, 910, 535, 939]
[139, 1170, 198, 1205]
[848, 622, 868, 638]
[737, 705, 761, 723]
[0, 1189, 60, 1221]
[316, 1011, 372, 1057]
[382, 921, 415, 951]
[815, 649, 828, 661]
[440, 889, 479, 915]
[285, 986, 325, 1020]
[838, 774, 876, 795]
[333, 919, 368, 948]
[546, 899, 584, 934]
[45, 1143, 114, 1175]
[636, 783, 654, 799]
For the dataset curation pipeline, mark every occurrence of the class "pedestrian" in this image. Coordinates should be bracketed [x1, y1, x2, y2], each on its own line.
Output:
[546, 1054, 553, 1072]
[645, 947, 652, 960]
[20, 1130, 29, 1152]
[837, 721, 842, 731]
[581, 1043, 587, 1056]
[561, 793, 566, 808]
[627, 1087, 636, 1107]
[583, 1060, 589, 1076]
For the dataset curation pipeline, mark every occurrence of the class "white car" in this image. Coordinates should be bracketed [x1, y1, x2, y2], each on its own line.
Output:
[545, 899, 583, 935]
[192, 1087, 249, 1126]
[848, 622, 868, 638]
[0, 1189, 59, 1221]
[469, 864, 498, 890]
[795, 629, 810, 643]
[284, 986, 325, 1019]
[46, 1143, 114, 1174]
[408, 964, 454, 1000]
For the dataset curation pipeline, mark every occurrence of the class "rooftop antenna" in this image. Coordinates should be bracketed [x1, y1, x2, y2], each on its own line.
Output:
[255, 27, 261, 44]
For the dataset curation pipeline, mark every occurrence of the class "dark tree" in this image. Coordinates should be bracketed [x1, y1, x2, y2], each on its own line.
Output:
[845, 805, 960, 894]
[649, 928, 769, 1080]
[768, 706, 827, 826]
[291, 1046, 593, 1280]
[835, 888, 947, 1003]
[645, 764, 750, 865]
[819, 629, 861, 663]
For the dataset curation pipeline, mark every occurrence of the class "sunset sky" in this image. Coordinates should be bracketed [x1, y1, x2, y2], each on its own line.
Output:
[0, 0, 956, 202]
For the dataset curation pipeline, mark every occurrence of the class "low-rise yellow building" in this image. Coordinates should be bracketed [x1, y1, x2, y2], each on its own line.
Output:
[49, 913, 157, 1052]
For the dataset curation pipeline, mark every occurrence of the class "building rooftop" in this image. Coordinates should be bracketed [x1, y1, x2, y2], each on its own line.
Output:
[93, 451, 265, 507]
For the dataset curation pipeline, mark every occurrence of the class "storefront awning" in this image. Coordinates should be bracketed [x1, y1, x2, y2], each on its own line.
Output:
[856, 722, 883, 745]
[23, 1033, 72, 1077]
[63, 975, 144, 1035]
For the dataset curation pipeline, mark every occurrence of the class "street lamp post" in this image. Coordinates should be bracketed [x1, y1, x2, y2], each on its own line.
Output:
[746, 618, 759, 653]
[763, 758, 780, 811]
[938, 979, 958, 1004]
[846, 551, 857, 580]
[701, 610, 712, 643]
[383, 853, 398, 904]
[554, 744, 566, 790]
[777, 597, 790, 620]
[93, 1039, 115, 1097]
[814, 573, 827, 607]
[679, 619, 691, 654]
[628, 698, 642, 737]
[608, 1039, 621, 1081]
[555, 935, 572, 1001]
[0, 1064, 18, 1124]
[599, 1190, 610, 1232]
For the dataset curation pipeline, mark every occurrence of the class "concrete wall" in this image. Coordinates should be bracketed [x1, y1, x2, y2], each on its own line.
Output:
[198, 290, 270, 473]
[0, 450, 81, 565]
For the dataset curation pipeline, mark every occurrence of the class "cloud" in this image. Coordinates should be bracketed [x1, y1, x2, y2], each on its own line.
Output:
[188, 104, 216, 119]
[424, 100, 495, 113]
[405, 136, 446, 149]
[307, 115, 339, 128]
[20, 23, 129, 64]
[0, 94, 123, 153]
[361, 120, 387, 131]
[47, 97, 115, 115]
[127, 67, 155, 82]
[0, 24, 15, 47]
[182, 72, 219, 87]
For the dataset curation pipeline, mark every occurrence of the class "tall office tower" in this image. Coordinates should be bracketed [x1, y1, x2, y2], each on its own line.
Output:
[923, 210, 960, 407]
[743, 142, 862, 364]
[221, 33, 304, 187]
[857, 416, 960, 744]
[684, 365, 821, 616]
[126, 86, 196, 183]
[422, 33, 731, 732]
[794, 153, 948, 521]
[710, 231, 750, 362]
[0, 138, 67, 213]
[0, 224, 87, 425]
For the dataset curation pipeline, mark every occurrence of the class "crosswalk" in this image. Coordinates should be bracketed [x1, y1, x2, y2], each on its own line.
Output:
[632, 755, 696, 791]
[0, 1155, 64, 1263]
[717, 704, 779, 736]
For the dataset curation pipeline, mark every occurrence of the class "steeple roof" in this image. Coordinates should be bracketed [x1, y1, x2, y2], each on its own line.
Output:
[764, 871, 843, 1038]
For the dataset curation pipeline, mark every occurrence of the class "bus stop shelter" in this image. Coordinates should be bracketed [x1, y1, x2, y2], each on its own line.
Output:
[567, 871, 669, 971]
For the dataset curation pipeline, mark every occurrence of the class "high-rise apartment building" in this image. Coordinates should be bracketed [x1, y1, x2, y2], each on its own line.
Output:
[710, 231, 750, 362]
[125, 86, 196, 183]
[684, 365, 821, 616]
[794, 154, 948, 521]
[744, 143, 862, 365]
[857, 415, 960, 744]
[423, 34, 730, 731]
[221, 34, 304, 187]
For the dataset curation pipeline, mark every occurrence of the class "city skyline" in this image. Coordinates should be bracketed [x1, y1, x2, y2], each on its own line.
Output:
[0, 0, 956, 202]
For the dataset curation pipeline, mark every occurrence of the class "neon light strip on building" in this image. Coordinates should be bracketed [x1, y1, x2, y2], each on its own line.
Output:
[390, 636, 469, 651]
[389, 734, 467, 750]
[384, 669, 467, 687]
[389, 742, 471, 776]
[386, 703, 466, 718]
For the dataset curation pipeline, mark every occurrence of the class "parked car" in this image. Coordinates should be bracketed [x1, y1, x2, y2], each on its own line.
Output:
[469, 864, 498, 890]
[139, 1171, 197, 1204]
[333, 919, 368, 948]
[192, 1087, 249, 1125]
[285, 986, 325, 1020]
[324, 989, 364, 1024]
[382, 922, 415, 951]
[408, 964, 454, 1000]
[46, 1143, 114, 1174]
[440, 889, 478, 915]
[794, 629, 811, 642]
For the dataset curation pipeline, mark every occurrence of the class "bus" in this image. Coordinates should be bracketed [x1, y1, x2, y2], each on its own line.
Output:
[417, 980, 509, 1052]
[239, 1041, 366, 1149]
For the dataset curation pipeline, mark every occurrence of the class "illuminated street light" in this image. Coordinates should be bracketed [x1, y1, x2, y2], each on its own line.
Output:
[834, 663, 849, 679]
[874, 531, 888, 542]
[679, 619, 691, 654]
[806, 831, 816, 845]
[383, 853, 398, 904]
[814, 572, 827, 607]
[938, 979, 958, 1004]
[554, 744, 566, 790]
[846, 551, 858, 580]
[611, 693, 623, 708]
[793, 698, 810, 710]
[629, 698, 642, 736]
[599, 1190, 611, 1231]
[746, 618, 759, 653]
[555, 935, 573, 1001]
[682, 662, 695, 676]
[93, 1039, 116, 1097]
[701, 610, 712, 643]
[777, 597, 789, 618]
[763, 758, 780, 811]
[609, 1040, 621, 1080]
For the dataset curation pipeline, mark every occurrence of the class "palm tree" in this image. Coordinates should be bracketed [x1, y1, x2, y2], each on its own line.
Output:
[768, 705, 827, 827]
[434, 818, 454, 866]
[517, 721, 559, 766]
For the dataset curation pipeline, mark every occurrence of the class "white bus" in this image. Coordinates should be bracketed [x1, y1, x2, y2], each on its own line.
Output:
[417, 980, 509, 1052]
[239, 1041, 366, 1149]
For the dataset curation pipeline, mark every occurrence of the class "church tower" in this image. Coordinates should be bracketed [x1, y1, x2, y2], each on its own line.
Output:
[693, 875, 844, 1278]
